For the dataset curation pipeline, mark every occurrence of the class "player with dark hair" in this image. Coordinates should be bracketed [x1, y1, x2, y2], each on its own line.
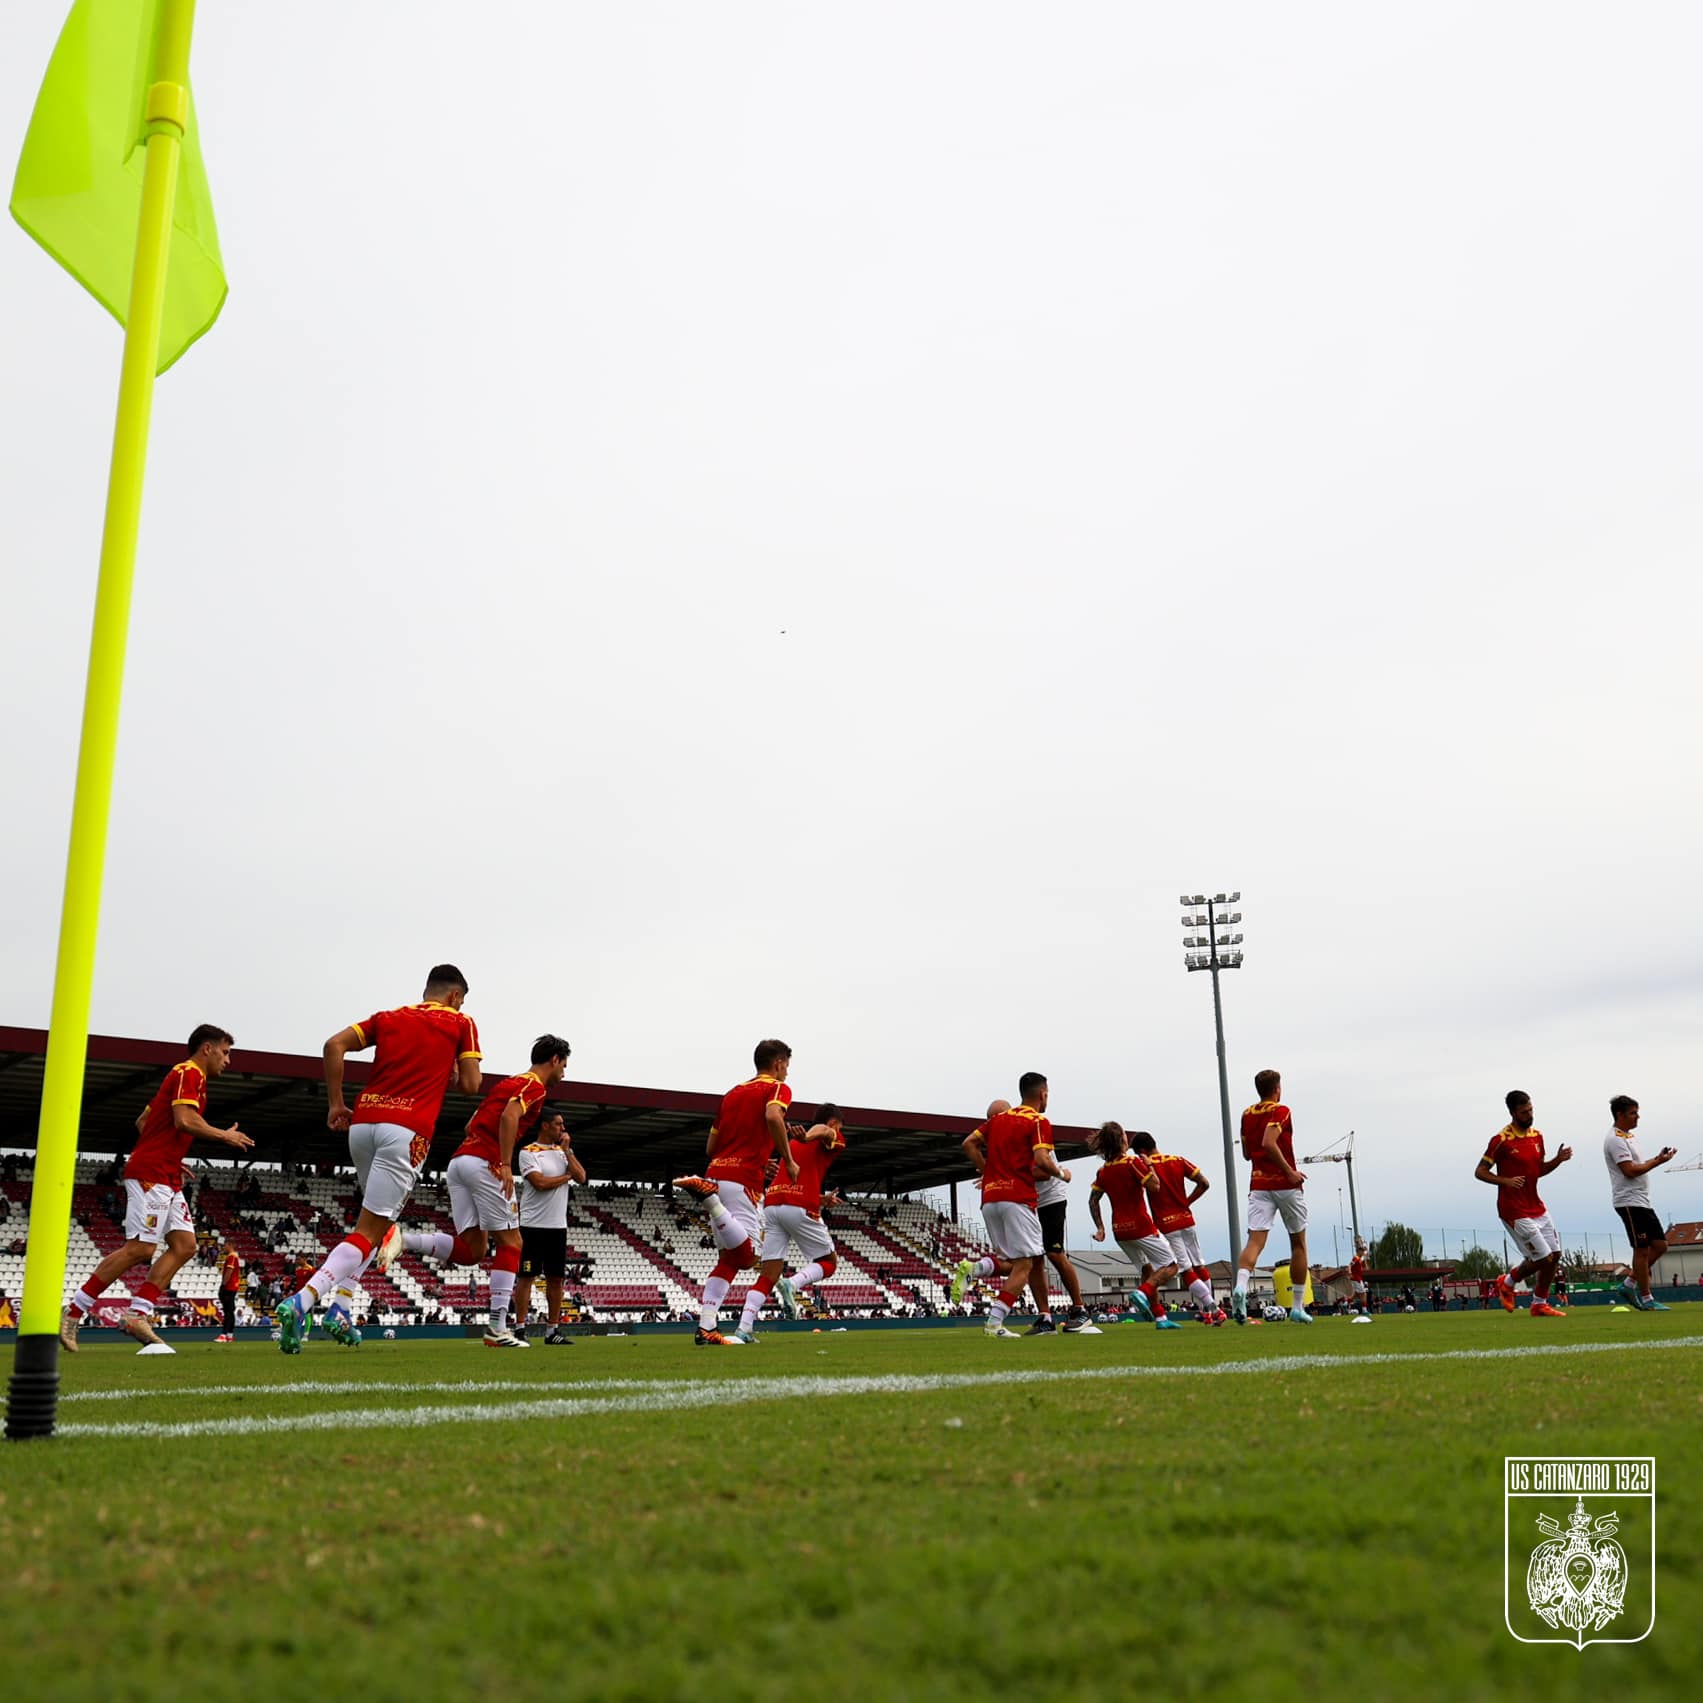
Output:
[61, 1025, 251, 1353]
[1230, 1068, 1310, 1325]
[515, 1108, 587, 1343]
[732, 1102, 846, 1341]
[1603, 1094, 1676, 1312]
[958, 1073, 1065, 1338]
[396, 1034, 573, 1346]
[276, 967, 482, 1353]
[1029, 1100, 1091, 1335]
[673, 1039, 800, 1345]
[1476, 1090, 1572, 1317]
[1088, 1123, 1184, 1330]
[1130, 1130, 1222, 1324]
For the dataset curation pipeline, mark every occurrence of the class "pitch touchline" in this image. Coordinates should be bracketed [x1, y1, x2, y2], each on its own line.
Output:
[51, 1336, 1703, 1440]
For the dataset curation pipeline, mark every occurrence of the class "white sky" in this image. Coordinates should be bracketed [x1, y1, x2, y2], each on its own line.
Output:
[4, 4, 1702, 1266]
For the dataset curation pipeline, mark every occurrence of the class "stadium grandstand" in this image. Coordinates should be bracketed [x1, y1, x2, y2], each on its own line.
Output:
[0, 1026, 1091, 1326]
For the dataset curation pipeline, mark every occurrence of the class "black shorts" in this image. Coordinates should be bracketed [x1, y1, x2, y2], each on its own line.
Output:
[520, 1225, 567, 1279]
[1617, 1205, 1664, 1249]
[1038, 1201, 1068, 1255]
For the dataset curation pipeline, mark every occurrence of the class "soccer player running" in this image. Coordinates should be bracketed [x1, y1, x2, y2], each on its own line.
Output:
[959, 1073, 1067, 1338]
[730, 1103, 846, 1342]
[1088, 1124, 1185, 1330]
[1131, 1130, 1223, 1324]
[674, 1039, 800, 1346]
[399, 1036, 573, 1347]
[1230, 1068, 1311, 1325]
[275, 966, 482, 1353]
[1476, 1090, 1572, 1317]
[1603, 1095, 1676, 1312]
[514, 1109, 587, 1344]
[60, 1025, 252, 1352]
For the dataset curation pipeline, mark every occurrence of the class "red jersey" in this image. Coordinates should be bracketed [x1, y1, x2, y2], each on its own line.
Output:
[708, 1075, 792, 1190]
[348, 1002, 482, 1158]
[125, 1060, 208, 1188]
[1145, 1153, 1204, 1231]
[1350, 1255, 1367, 1283]
[980, 1105, 1051, 1206]
[293, 1257, 316, 1290]
[220, 1249, 242, 1293]
[1241, 1100, 1299, 1191]
[1482, 1124, 1547, 1223]
[766, 1124, 845, 1211]
[1091, 1155, 1157, 1238]
[457, 1071, 549, 1165]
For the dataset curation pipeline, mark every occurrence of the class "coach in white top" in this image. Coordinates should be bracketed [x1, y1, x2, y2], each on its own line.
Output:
[1603, 1095, 1676, 1312]
[516, 1111, 586, 1343]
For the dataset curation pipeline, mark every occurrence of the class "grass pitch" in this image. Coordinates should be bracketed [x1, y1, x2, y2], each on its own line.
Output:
[4, 1310, 1700, 1702]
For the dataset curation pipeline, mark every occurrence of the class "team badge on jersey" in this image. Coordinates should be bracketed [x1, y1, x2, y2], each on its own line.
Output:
[1504, 1456, 1654, 1648]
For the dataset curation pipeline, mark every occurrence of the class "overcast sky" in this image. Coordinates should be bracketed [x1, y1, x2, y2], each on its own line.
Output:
[5, 4, 1702, 1265]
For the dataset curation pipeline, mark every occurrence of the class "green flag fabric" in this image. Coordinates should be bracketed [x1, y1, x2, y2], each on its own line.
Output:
[10, 0, 224, 372]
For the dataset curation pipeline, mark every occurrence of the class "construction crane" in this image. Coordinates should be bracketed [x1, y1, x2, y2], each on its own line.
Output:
[1666, 1152, 1703, 1172]
[1301, 1131, 1361, 1247]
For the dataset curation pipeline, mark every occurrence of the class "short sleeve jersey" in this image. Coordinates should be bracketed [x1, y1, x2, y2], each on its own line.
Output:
[1091, 1155, 1157, 1238]
[1603, 1131, 1650, 1209]
[1146, 1153, 1203, 1230]
[457, 1071, 549, 1166]
[125, 1060, 208, 1187]
[1033, 1125, 1069, 1208]
[220, 1249, 242, 1293]
[1241, 1101, 1298, 1191]
[708, 1075, 792, 1190]
[349, 1003, 482, 1150]
[1349, 1255, 1367, 1284]
[766, 1125, 846, 1211]
[518, 1142, 572, 1229]
[1482, 1125, 1546, 1223]
[980, 1105, 1051, 1206]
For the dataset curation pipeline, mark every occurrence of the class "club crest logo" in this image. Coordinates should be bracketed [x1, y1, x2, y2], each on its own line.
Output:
[1505, 1457, 1655, 1648]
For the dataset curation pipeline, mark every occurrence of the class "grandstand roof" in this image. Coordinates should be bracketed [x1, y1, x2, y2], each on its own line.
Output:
[0, 1025, 1090, 1195]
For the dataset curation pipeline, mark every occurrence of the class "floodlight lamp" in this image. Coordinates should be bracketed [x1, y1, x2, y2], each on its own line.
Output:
[1178, 895, 1192, 907]
[1228, 891, 1241, 902]
[1225, 912, 1242, 925]
[1212, 892, 1227, 904]
[1190, 894, 1205, 906]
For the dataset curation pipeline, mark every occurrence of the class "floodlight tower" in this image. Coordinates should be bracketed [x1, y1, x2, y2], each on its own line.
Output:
[1181, 891, 1244, 1257]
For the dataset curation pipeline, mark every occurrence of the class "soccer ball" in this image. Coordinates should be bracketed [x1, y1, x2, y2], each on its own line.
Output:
[1403, 1304, 1415, 1313]
[383, 1328, 396, 1340]
[1262, 1304, 1286, 1322]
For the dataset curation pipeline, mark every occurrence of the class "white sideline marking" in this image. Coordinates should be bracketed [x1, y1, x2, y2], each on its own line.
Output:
[52, 1335, 1703, 1441]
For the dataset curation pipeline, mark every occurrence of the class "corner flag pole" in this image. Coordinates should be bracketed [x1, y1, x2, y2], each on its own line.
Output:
[6, 0, 200, 1442]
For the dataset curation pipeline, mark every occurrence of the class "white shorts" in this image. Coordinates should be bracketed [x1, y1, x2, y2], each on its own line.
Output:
[1508, 1213, 1560, 1261]
[350, 1122, 422, 1221]
[1117, 1233, 1177, 1271]
[123, 1178, 192, 1245]
[1248, 1188, 1309, 1235]
[761, 1203, 835, 1263]
[713, 1180, 763, 1251]
[983, 1200, 1044, 1261]
[447, 1153, 520, 1234]
[1165, 1225, 1204, 1270]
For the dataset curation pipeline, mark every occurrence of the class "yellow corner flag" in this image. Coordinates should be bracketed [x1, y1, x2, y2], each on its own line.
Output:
[7, 0, 217, 1442]
[11, 0, 224, 371]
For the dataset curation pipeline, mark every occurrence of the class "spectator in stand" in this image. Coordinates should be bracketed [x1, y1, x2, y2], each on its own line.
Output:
[0, 1194, 9, 1223]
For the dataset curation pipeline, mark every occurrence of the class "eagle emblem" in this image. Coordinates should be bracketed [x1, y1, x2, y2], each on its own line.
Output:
[1526, 1498, 1628, 1641]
